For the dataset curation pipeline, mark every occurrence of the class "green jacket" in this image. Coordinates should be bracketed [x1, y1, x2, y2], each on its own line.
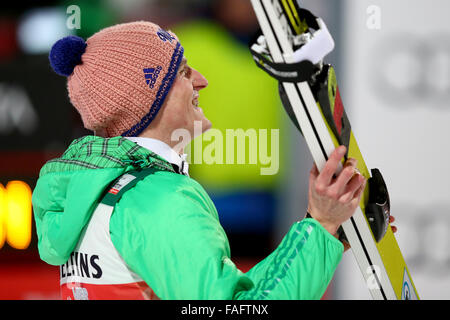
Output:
[32, 135, 344, 299]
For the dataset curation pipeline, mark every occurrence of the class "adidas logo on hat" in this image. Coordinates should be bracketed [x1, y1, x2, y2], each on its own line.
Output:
[143, 66, 162, 89]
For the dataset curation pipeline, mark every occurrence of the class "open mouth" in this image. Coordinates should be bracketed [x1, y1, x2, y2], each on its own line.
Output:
[192, 90, 199, 108]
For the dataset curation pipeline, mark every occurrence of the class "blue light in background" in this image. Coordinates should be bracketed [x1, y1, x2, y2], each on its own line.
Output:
[17, 7, 74, 55]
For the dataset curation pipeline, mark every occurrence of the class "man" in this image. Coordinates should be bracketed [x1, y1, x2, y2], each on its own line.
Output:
[33, 21, 366, 300]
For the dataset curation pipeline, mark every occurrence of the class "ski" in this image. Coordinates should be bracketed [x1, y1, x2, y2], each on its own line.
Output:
[249, 0, 419, 300]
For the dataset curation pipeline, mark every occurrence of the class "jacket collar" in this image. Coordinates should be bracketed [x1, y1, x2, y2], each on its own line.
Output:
[125, 137, 189, 176]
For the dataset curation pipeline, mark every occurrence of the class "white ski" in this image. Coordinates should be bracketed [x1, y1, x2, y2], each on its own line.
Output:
[249, 0, 419, 300]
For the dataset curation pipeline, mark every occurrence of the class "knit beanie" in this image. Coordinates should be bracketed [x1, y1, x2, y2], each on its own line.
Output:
[48, 21, 184, 137]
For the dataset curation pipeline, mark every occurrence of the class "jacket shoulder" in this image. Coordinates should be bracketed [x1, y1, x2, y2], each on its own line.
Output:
[115, 170, 217, 219]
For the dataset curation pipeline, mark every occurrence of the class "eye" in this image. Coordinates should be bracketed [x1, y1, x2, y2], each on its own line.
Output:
[180, 65, 192, 79]
[186, 67, 192, 78]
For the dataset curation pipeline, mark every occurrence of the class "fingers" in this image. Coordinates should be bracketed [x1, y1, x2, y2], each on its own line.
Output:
[316, 146, 347, 188]
[347, 179, 366, 211]
[389, 216, 397, 233]
[353, 177, 366, 199]
[309, 162, 319, 180]
[308, 163, 319, 196]
[342, 240, 351, 252]
[339, 173, 366, 203]
[330, 157, 359, 196]
[320, 149, 366, 205]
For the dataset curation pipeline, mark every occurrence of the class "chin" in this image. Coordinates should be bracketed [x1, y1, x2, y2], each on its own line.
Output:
[202, 118, 212, 132]
[190, 117, 212, 139]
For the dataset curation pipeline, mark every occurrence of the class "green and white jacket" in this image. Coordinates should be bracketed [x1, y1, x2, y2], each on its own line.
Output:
[32, 135, 344, 300]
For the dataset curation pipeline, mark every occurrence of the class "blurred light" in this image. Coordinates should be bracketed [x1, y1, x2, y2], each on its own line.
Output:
[0, 184, 6, 248]
[0, 19, 19, 60]
[107, 0, 156, 15]
[17, 7, 73, 55]
[0, 181, 32, 250]
[0, 83, 39, 136]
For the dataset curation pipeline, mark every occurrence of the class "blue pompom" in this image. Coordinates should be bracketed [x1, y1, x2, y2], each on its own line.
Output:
[49, 35, 87, 77]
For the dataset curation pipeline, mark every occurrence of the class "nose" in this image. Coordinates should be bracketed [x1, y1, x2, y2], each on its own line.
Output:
[192, 68, 208, 90]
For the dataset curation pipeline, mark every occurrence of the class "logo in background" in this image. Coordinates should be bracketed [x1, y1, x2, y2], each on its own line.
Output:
[157, 29, 175, 43]
[143, 66, 163, 89]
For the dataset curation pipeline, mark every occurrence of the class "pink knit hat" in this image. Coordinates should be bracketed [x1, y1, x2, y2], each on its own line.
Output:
[49, 21, 184, 137]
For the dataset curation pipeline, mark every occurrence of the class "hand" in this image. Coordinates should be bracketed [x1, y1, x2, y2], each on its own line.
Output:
[307, 146, 366, 237]
[342, 215, 398, 252]
[389, 216, 397, 233]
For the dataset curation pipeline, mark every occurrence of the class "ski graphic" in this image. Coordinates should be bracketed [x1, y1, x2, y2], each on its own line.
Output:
[249, 0, 419, 300]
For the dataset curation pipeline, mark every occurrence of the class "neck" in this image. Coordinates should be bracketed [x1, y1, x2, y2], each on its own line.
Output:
[137, 130, 188, 155]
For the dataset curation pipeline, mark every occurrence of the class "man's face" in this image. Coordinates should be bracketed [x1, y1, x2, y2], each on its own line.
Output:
[162, 57, 211, 138]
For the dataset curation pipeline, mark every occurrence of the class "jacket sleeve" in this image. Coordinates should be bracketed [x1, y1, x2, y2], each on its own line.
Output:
[110, 176, 344, 300]
[238, 218, 344, 300]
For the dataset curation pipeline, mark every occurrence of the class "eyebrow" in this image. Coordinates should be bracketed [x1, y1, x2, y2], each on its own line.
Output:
[177, 57, 192, 78]
[179, 57, 187, 70]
